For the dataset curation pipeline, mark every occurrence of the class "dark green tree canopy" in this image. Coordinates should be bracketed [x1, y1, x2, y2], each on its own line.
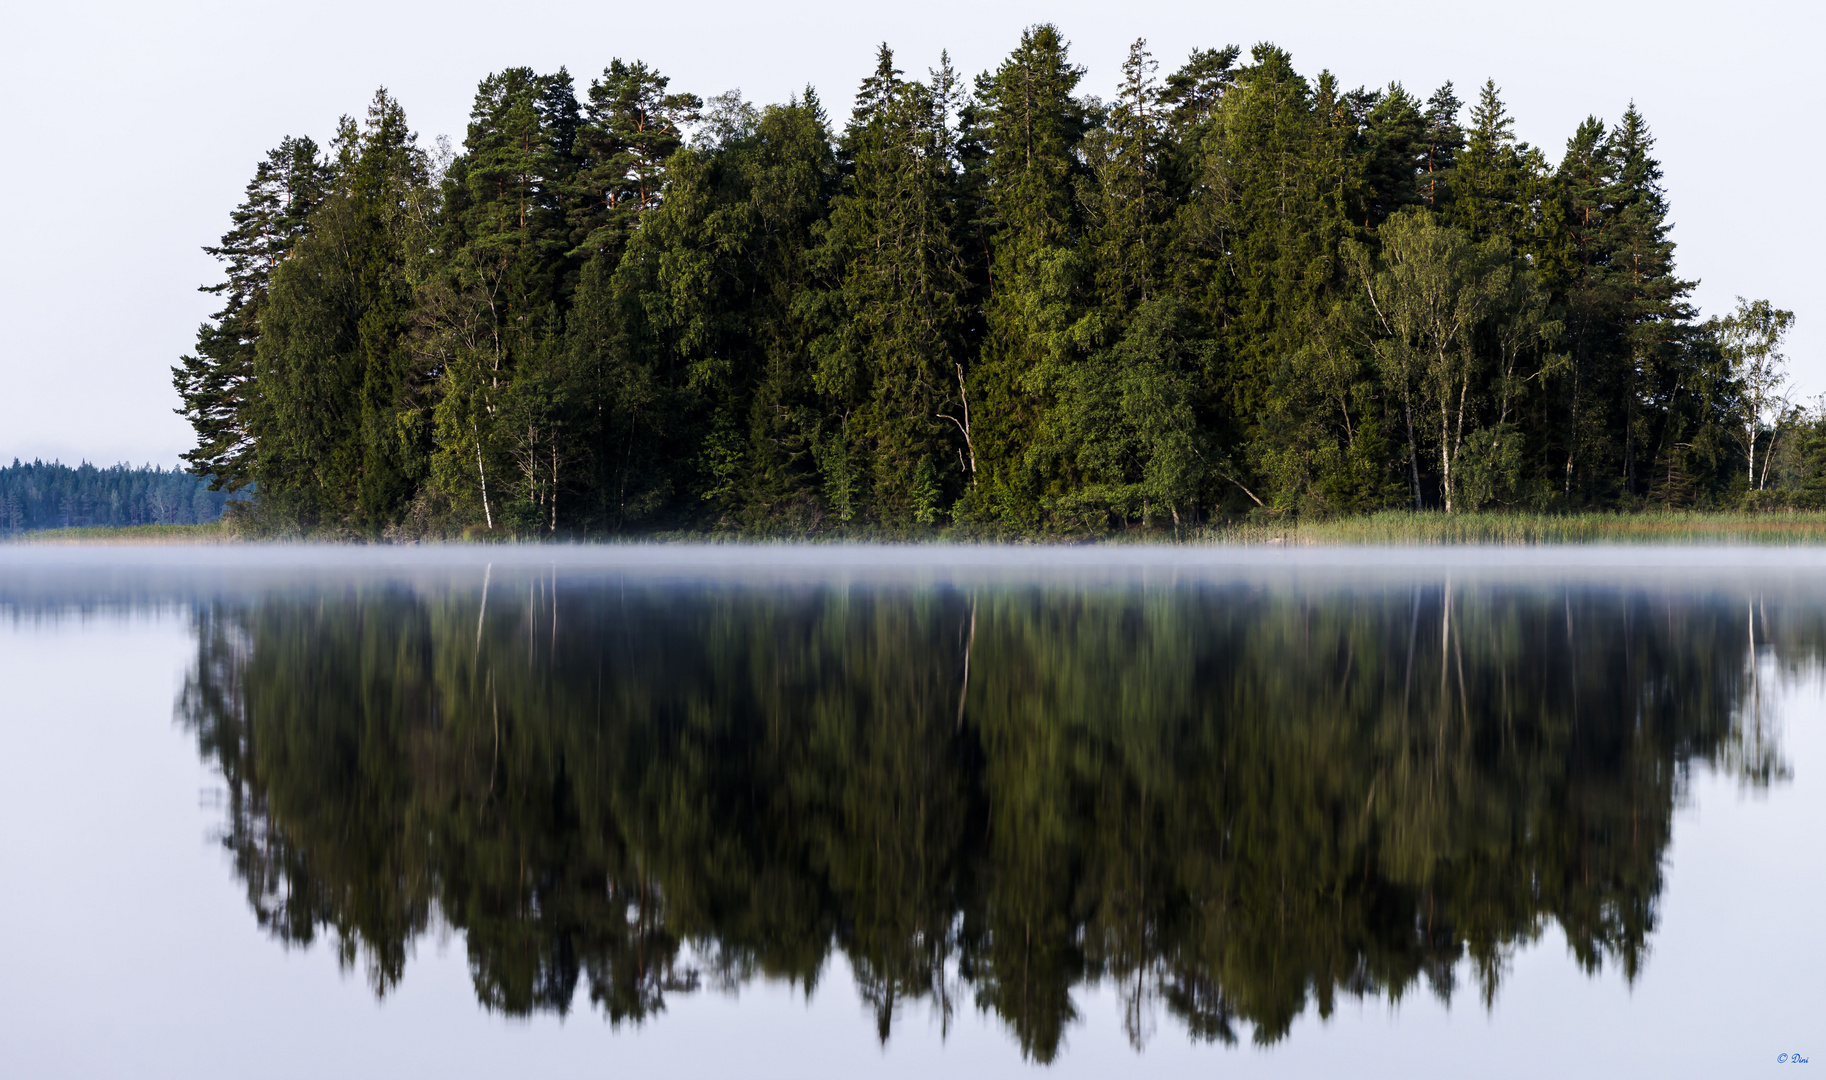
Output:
[175, 29, 1779, 536]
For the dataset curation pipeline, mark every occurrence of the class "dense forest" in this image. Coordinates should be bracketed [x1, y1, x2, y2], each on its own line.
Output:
[175, 27, 1810, 537]
[0, 460, 235, 532]
[176, 578, 1790, 1055]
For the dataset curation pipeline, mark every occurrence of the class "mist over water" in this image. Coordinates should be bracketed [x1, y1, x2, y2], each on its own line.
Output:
[1, 545, 1820, 1076]
[15, 540, 1826, 597]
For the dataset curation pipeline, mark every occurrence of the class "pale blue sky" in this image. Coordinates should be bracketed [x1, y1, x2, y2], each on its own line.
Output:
[2, 0, 1816, 467]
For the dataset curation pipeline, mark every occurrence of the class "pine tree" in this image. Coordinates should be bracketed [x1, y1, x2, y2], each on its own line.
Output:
[1160, 46, 1239, 136]
[572, 61, 701, 258]
[457, 67, 580, 306]
[1156, 45, 1239, 267]
[421, 69, 591, 532]
[1419, 83, 1463, 211]
[174, 137, 330, 492]
[548, 61, 702, 531]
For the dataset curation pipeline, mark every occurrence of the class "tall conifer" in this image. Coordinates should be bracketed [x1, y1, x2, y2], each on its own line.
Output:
[1361, 85, 1425, 226]
[969, 25, 1091, 524]
[822, 47, 972, 522]
[254, 90, 430, 530]
[174, 137, 330, 492]
[1419, 84, 1463, 210]
[1449, 80, 1528, 243]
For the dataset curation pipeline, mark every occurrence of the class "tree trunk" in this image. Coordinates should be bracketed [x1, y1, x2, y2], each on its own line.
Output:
[1439, 405, 1453, 514]
[473, 419, 494, 529]
[1403, 393, 1422, 511]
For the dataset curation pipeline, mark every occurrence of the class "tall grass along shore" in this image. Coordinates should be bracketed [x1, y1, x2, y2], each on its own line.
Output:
[1194, 511, 1826, 546]
[1, 523, 229, 545]
[14, 512, 1826, 546]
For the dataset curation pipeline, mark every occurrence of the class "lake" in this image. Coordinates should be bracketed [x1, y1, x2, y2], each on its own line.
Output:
[0, 545, 1818, 1077]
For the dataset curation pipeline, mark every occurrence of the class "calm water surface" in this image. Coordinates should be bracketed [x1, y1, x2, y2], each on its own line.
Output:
[1, 546, 1820, 1078]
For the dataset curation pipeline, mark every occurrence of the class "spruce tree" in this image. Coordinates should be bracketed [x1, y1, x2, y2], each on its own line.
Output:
[1178, 45, 1365, 506]
[1449, 80, 1528, 244]
[592, 94, 837, 528]
[1545, 106, 1695, 501]
[1542, 116, 1613, 496]
[253, 90, 431, 530]
[1361, 84, 1425, 226]
[1603, 105, 1695, 498]
[178, 38, 1746, 533]
[821, 46, 972, 523]
[968, 24, 1091, 525]
[1086, 38, 1166, 317]
[1035, 39, 1209, 527]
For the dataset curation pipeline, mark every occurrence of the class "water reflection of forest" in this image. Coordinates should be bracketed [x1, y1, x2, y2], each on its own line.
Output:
[177, 579, 1793, 1059]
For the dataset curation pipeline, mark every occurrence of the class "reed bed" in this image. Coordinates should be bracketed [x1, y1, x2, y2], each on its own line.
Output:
[2, 522, 230, 545]
[1193, 510, 1826, 546]
[10, 513, 1826, 546]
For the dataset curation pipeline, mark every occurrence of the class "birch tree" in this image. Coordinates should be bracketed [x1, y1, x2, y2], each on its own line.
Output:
[1346, 209, 1509, 511]
[1719, 298, 1796, 490]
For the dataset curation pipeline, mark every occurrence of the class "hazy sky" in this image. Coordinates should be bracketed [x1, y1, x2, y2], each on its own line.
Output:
[2, 0, 1816, 467]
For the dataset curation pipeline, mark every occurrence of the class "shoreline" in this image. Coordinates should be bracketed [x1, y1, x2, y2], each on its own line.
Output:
[15, 510, 1826, 547]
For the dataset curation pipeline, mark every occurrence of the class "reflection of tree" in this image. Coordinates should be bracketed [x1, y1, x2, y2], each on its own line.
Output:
[177, 579, 1790, 1058]
[182, 598, 436, 994]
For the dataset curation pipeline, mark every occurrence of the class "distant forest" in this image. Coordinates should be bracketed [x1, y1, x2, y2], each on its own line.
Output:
[0, 461, 236, 532]
[175, 26, 1812, 537]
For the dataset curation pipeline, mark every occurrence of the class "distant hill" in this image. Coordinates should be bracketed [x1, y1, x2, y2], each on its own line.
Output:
[0, 460, 239, 532]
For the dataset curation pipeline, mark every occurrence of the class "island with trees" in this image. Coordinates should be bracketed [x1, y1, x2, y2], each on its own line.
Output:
[173, 26, 1808, 539]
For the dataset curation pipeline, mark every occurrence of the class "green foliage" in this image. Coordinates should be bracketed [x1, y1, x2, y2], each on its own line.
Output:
[175, 32, 1780, 537]
[818, 47, 974, 524]
[250, 91, 433, 533]
[1717, 297, 1797, 491]
[1345, 208, 1554, 511]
